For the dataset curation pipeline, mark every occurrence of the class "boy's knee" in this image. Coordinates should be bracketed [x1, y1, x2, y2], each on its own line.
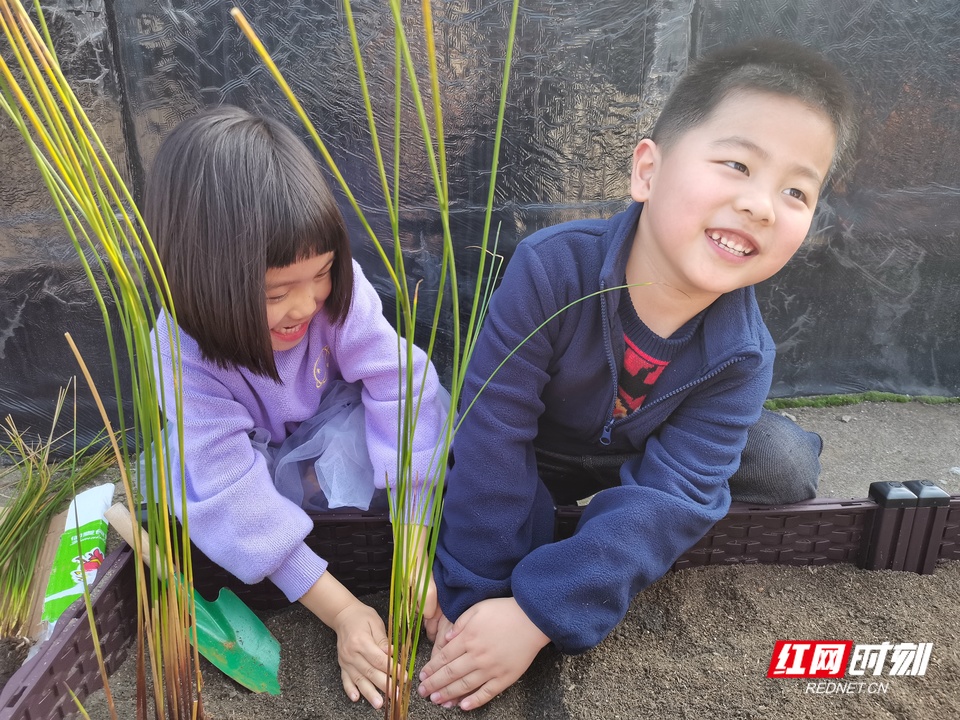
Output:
[728, 409, 821, 505]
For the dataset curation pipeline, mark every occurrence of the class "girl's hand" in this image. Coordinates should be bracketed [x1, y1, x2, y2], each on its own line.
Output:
[299, 572, 390, 708]
[330, 599, 391, 708]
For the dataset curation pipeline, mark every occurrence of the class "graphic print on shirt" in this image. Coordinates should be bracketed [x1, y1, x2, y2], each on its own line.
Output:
[313, 346, 331, 388]
[613, 336, 669, 418]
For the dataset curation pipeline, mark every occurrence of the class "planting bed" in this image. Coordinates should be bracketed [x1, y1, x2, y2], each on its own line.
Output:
[3, 485, 959, 719]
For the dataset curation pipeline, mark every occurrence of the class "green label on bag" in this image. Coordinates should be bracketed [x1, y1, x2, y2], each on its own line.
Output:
[40, 483, 114, 626]
[40, 521, 108, 623]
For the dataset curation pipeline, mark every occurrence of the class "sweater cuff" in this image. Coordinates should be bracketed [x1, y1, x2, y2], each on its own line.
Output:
[267, 542, 328, 602]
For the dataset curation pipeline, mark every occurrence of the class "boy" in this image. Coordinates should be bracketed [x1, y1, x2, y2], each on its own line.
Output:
[419, 38, 857, 710]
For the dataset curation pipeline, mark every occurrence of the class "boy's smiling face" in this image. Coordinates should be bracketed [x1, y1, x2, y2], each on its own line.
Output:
[629, 90, 836, 304]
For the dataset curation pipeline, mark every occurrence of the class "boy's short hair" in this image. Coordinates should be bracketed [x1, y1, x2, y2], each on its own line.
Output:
[651, 38, 857, 179]
[145, 105, 353, 380]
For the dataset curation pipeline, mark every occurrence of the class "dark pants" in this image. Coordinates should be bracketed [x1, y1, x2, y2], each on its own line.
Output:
[536, 409, 822, 506]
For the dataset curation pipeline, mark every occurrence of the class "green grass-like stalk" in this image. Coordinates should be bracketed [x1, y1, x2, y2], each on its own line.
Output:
[0, 1, 200, 717]
[231, 3, 521, 717]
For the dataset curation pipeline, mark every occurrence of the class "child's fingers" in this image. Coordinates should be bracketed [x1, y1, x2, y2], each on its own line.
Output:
[442, 605, 473, 643]
[458, 677, 509, 712]
[423, 612, 441, 643]
[426, 613, 455, 657]
[357, 676, 384, 709]
[344, 615, 389, 672]
[337, 618, 391, 698]
[419, 655, 485, 705]
[354, 636, 390, 692]
[341, 667, 384, 710]
[367, 628, 391, 674]
[418, 634, 472, 695]
[341, 668, 361, 703]
[340, 667, 367, 704]
[418, 653, 514, 710]
[340, 635, 389, 705]
[422, 574, 439, 620]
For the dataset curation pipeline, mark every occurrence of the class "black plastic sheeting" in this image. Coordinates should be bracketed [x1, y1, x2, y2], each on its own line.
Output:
[2, 0, 959, 450]
[1, 2, 136, 452]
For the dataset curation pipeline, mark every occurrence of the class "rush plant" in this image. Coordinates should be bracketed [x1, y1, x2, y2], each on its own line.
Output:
[0, 1, 201, 718]
[0, 381, 112, 642]
[231, 2, 520, 717]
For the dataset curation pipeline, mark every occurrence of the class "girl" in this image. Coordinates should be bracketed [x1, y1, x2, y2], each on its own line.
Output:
[144, 105, 446, 708]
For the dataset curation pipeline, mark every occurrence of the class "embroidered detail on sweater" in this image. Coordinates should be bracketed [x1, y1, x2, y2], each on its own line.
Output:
[313, 346, 331, 388]
[614, 338, 669, 418]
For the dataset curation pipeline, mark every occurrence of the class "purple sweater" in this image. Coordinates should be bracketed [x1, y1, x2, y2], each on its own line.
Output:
[152, 260, 445, 602]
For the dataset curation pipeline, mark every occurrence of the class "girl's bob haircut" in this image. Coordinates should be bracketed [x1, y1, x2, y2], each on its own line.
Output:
[145, 105, 353, 380]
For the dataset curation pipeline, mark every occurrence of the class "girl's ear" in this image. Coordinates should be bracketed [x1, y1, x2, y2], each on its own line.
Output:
[630, 138, 660, 203]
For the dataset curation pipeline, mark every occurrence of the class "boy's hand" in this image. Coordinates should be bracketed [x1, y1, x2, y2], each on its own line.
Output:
[424, 602, 450, 644]
[330, 600, 391, 708]
[399, 524, 437, 620]
[421, 570, 439, 624]
[417, 597, 550, 711]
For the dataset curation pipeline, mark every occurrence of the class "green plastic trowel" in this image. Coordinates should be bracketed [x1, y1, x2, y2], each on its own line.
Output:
[105, 503, 281, 695]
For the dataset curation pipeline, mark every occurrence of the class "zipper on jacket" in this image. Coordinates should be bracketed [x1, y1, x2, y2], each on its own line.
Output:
[598, 274, 751, 446]
[639, 355, 746, 412]
[600, 419, 614, 445]
[598, 279, 619, 446]
[601, 355, 749, 446]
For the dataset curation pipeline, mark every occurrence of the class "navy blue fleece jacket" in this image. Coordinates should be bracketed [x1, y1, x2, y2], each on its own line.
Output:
[434, 202, 776, 654]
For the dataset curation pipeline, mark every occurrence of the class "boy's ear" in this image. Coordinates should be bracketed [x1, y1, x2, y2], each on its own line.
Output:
[630, 138, 660, 203]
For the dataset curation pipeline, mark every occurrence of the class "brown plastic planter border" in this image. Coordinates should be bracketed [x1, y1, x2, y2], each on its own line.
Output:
[0, 546, 136, 720]
[3, 484, 959, 720]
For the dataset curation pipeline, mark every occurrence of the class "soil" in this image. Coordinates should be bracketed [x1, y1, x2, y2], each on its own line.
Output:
[0, 636, 29, 696]
[81, 563, 960, 720]
[8, 401, 960, 718]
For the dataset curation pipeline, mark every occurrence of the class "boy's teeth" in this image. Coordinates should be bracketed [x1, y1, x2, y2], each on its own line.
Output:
[709, 231, 752, 256]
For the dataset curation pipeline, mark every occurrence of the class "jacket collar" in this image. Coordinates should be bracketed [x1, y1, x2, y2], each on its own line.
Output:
[596, 201, 768, 362]
[598, 201, 644, 323]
